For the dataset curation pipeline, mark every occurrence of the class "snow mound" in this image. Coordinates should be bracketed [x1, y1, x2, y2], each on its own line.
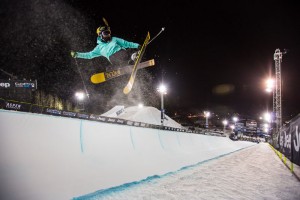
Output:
[101, 105, 183, 129]
[100, 105, 125, 118]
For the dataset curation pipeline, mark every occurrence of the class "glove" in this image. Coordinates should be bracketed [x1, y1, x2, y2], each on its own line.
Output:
[70, 51, 77, 58]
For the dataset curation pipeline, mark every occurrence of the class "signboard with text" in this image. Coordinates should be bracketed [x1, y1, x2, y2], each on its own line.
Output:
[0, 79, 37, 89]
[278, 114, 300, 166]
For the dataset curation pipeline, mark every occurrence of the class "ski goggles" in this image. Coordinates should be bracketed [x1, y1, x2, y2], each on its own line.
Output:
[101, 30, 111, 36]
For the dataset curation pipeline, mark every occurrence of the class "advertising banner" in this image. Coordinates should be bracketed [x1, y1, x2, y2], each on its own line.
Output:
[279, 114, 300, 166]
[3, 100, 31, 112]
[0, 79, 37, 89]
[30, 105, 43, 114]
[0, 80, 11, 89]
[77, 113, 89, 119]
[0, 98, 192, 139]
[62, 111, 77, 118]
[43, 108, 62, 116]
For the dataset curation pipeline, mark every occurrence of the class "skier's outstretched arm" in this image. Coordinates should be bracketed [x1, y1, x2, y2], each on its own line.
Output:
[71, 47, 102, 59]
[114, 37, 140, 49]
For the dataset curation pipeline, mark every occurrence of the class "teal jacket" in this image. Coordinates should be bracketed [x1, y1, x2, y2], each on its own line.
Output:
[76, 36, 139, 61]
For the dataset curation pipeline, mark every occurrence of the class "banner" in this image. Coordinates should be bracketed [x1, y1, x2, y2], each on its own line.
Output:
[0, 79, 37, 89]
[0, 80, 10, 89]
[62, 111, 77, 118]
[3, 100, 31, 112]
[77, 113, 89, 119]
[0, 98, 191, 136]
[30, 104, 43, 114]
[278, 114, 300, 166]
[43, 108, 62, 116]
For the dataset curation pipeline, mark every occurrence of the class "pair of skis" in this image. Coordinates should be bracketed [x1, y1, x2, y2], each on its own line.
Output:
[91, 28, 164, 94]
[123, 32, 150, 94]
[90, 59, 155, 84]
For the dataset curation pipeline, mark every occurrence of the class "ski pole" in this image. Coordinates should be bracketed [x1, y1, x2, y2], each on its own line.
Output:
[148, 27, 165, 45]
[74, 59, 90, 100]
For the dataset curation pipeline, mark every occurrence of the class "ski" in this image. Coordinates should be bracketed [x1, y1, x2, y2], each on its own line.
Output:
[90, 59, 155, 84]
[123, 32, 150, 94]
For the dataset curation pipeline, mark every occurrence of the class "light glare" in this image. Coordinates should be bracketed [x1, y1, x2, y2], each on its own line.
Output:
[158, 84, 167, 94]
[138, 103, 144, 108]
[75, 92, 85, 100]
[204, 111, 210, 118]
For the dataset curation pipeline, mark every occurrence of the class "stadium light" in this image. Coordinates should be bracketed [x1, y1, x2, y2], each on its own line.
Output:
[157, 84, 167, 126]
[265, 78, 274, 93]
[232, 116, 238, 124]
[222, 119, 228, 133]
[75, 92, 85, 100]
[204, 111, 210, 128]
[230, 125, 235, 132]
[75, 91, 85, 111]
[263, 123, 270, 133]
[263, 112, 272, 123]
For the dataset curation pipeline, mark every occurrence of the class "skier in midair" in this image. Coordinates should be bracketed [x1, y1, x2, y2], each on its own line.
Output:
[71, 18, 140, 68]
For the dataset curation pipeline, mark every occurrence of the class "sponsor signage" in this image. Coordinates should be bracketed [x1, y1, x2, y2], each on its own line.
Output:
[278, 115, 300, 166]
[107, 118, 117, 123]
[1, 98, 190, 136]
[116, 119, 125, 125]
[0, 81, 10, 88]
[62, 111, 77, 118]
[0, 79, 37, 89]
[96, 116, 107, 122]
[44, 108, 62, 116]
[77, 113, 89, 119]
[6, 102, 21, 110]
[3, 100, 31, 112]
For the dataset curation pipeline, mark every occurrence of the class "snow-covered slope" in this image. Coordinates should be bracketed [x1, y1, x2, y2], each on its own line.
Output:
[0, 109, 255, 200]
[101, 105, 183, 129]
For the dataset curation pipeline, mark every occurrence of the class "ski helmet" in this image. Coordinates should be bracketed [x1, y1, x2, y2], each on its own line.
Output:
[96, 25, 111, 42]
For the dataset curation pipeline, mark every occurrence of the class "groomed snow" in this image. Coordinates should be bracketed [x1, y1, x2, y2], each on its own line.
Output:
[84, 143, 300, 200]
[0, 109, 299, 200]
[101, 105, 183, 129]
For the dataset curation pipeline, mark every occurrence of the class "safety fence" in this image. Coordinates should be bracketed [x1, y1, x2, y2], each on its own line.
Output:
[269, 144, 300, 181]
[275, 114, 300, 167]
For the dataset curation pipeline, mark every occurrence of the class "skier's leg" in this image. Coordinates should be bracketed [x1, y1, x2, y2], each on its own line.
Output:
[109, 50, 131, 68]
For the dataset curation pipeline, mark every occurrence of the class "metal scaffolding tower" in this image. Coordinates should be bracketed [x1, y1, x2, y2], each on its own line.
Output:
[273, 49, 283, 133]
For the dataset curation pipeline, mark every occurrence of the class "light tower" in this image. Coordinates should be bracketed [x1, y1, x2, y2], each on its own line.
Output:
[157, 84, 167, 126]
[273, 49, 283, 133]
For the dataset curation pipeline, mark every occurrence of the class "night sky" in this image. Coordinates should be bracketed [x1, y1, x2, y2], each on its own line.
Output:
[1, 0, 300, 119]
